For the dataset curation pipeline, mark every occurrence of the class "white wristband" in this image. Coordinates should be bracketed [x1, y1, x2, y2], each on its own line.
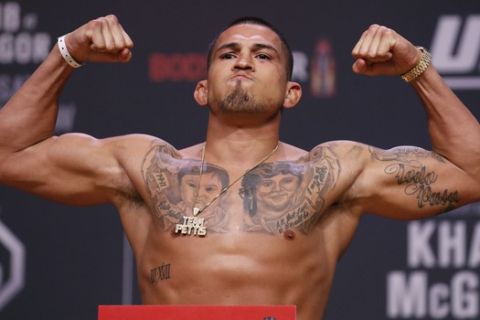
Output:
[57, 35, 83, 68]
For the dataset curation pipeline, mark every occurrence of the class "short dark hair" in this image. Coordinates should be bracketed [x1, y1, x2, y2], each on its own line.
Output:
[178, 163, 229, 189]
[207, 17, 293, 80]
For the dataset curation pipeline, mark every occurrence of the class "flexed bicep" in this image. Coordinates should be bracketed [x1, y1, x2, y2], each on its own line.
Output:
[356, 146, 479, 219]
[0, 133, 131, 205]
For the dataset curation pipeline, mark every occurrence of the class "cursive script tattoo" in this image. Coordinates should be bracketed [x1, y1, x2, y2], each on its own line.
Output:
[370, 146, 459, 210]
[150, 263, 171, 284]
[386, 163, 459, 209]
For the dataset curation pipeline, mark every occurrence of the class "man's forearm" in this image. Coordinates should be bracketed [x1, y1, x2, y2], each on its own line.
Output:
[0, 45, 74, 153]
[412, 66, 480, 177]
[0, 15, 132, 157]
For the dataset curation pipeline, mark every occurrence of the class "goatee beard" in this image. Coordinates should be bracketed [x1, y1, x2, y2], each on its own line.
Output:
[219, 81, 265, 113]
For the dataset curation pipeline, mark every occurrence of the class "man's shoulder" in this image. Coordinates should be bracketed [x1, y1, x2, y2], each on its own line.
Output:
[308, 140, 370, 161]
[98, 134, 184, 172]
[311, 139, 367, 151]
[108, 134, 178, 156]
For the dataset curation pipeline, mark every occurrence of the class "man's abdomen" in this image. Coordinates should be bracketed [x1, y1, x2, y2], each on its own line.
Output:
[136, 231, 334, 320]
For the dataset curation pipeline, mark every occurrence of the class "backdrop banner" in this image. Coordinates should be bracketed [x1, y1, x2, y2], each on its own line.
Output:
[0, 1, 479, 319]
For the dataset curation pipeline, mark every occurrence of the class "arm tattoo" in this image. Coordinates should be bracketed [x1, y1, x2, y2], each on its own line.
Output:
[370, 146, 446, 163]
[369, 146, 459, 210]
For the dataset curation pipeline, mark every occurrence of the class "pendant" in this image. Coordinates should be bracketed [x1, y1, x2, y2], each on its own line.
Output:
[174, 216, 207, 237]
[193, 207, 200, 216]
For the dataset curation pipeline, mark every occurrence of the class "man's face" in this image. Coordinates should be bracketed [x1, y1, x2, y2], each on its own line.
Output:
[256, 173, 300, 216]
[180, 172, 223, 207]
[206, 24, 289, 115]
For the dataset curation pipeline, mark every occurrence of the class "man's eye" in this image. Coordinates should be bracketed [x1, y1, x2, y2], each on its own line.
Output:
[220, 53, 236, 59]
[256, 53, 270, 60]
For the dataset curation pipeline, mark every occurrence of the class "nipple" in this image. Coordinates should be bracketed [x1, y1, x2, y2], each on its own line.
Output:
[283, 229, 296, 240]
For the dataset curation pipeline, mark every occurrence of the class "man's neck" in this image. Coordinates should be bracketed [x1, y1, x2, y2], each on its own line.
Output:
[204, 112, 281, 168]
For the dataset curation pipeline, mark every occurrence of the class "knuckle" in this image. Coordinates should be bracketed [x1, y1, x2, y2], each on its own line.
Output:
[113, 39, 123, 48]
[89, 19, 101, 29]
[105, 43, 114, 51]
[377, 26, 387, 33]
[106, 14, 118, 24]
[382, 27, 392, 35]
[96, 41, 106, 49]
[94, 17, 108, 28]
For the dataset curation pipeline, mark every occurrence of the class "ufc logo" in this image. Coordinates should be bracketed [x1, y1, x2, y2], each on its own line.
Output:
[430, 15, 480, 89]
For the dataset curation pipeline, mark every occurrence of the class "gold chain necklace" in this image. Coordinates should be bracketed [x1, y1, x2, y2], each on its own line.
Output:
[174, 142, 279, 237]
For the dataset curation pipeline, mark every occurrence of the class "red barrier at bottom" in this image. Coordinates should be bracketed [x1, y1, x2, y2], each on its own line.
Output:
[98, 305, 296, 320]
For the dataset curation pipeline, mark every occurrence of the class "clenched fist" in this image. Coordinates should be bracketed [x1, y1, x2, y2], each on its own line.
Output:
[352, 24, 422, 77]
[62, 14, 133, 64]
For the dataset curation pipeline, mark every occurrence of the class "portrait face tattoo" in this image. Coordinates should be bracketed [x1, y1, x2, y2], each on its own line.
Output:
[256, 172, 300, 215]
[176, 164, 229, 209]
[240, 162, 304, 219]
[179, 171, 224, 209]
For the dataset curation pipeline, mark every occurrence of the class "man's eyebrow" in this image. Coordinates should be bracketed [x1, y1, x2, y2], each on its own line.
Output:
[215, 42, 279, 55]
[215, 42, 241, 53]
[251, 43, 279, 54]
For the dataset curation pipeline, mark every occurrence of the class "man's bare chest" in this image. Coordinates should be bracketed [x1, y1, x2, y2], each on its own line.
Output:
[140, 143, 342, 236]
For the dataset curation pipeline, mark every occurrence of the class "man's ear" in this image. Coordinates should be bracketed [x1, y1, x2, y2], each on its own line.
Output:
[283, 81, 302, 109]
[194, 80, 208, 106]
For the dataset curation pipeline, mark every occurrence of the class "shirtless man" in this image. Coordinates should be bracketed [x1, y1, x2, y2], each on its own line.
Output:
[0, 14, 479, 320]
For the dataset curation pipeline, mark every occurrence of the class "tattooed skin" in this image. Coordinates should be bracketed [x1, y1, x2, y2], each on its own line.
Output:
[386, 163, 459, 209]
[141, 142, 230, 232]
[370, 146, 446, 163]
[240, 145, 341, 234]
[369, 146, 459, 210]
[150, 263, 171, 284]
[141, 142, 341, 235]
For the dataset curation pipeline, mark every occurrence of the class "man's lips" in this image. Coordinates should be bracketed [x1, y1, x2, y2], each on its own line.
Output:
[230, 74, 253, 80]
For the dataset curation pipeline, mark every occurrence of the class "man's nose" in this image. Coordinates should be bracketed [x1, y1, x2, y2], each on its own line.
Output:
[234, 53, 254, 71]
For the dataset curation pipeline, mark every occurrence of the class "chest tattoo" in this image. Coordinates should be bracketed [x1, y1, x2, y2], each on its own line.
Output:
[142, 143, 231, 233]
[141, 143, 341, 235]
[239, 145, 340, 234]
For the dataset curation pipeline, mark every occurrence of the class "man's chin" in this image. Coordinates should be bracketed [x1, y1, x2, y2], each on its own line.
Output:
[220, 106, 264, 114]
